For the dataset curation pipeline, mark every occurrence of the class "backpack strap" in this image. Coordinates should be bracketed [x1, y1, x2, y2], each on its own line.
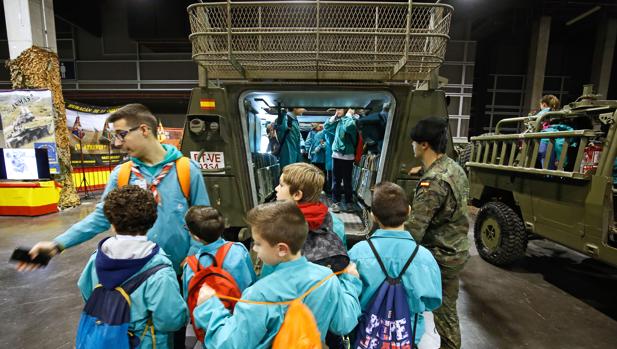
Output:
[175, 157, 191, 203]
[411, 312, 419, 349]
[213, 242, 234, 268]
[185, 255, 200, 273]
[117, 161, 134, 188]
[217, 270, 345, 306]
[396, 244, 420, 280]
[116, 157, 191, 203]
[367, 239, 420, 281]
[121, 264, 169, 295]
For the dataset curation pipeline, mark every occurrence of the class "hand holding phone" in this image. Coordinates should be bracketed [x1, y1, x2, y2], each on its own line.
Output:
[11, 246, 53, 271]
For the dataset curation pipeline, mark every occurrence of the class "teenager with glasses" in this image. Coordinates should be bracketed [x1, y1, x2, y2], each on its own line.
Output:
[19, 103, 210, 271]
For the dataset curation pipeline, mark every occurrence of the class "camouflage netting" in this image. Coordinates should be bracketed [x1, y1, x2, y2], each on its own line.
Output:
[6, 46, 80, 208]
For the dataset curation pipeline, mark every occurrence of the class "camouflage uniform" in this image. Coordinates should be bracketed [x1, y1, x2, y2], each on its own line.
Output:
[405, 155, 469, 349]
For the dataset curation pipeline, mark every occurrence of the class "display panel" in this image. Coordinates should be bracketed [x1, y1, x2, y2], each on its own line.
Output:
[0, 148, 50, 180]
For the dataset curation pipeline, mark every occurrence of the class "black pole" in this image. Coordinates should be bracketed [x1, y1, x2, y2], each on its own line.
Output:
[78, 137, 90, 199]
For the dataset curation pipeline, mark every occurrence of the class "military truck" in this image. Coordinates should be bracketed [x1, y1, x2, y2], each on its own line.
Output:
[179, 0, 456, 240]
[467, 85, 617, 268]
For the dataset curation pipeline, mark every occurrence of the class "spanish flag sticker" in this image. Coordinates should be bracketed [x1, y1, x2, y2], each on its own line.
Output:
[420, 181, 430, 187]
[200, 98, 216, 110]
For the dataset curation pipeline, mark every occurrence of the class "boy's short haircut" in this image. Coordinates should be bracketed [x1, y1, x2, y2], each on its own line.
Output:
[185, 206, 226, 243]
[107, 103, 158, 137]
[281, 163, 325, 203]
[371, 182, 409, 228]
[246, 201, 308, 254]
[409, 116, 448, 154]
[541, 94, 560, 110]
[104, 185, 157, 235]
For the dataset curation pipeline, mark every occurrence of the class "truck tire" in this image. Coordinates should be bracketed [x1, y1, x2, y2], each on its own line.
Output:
[474, 201, 527, 266]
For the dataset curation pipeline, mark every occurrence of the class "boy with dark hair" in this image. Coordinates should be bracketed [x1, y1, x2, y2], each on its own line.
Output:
[77, 186, 187, 349]
[192, 201, 362, 349]
[182, 205, 255, 299]
[407, 116, 469, 349]
[349, 181, 442, 347]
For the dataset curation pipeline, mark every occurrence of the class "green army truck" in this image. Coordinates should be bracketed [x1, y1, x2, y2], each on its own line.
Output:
[178, 0, 457, 241]
[467, 85, 617, 268]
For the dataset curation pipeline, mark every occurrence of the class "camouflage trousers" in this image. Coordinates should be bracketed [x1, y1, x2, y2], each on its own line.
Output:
[434, 263, 465, 349]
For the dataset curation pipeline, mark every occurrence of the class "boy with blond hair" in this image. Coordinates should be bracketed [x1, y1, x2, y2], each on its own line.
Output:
[276, 162, 347, 249]
[193, 201, 362, 349]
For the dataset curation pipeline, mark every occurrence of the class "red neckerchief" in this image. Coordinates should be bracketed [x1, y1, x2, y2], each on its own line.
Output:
[297, 202, 329, 231]
[130, 163, 174, 204]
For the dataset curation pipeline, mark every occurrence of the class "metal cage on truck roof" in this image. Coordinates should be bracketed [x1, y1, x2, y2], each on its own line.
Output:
[187, 1, 453, 82]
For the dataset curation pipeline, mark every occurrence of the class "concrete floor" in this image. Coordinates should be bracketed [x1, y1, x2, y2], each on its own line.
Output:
[2, 199, 617, 348]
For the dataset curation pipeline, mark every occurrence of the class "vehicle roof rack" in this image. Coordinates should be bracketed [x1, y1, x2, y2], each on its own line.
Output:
[188, 1, 453, 82]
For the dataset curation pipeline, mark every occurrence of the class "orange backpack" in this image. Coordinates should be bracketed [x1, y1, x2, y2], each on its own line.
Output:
[218, 271, 342, 349]
[117, 157, 191, 202]
[185, 242, 242, 343]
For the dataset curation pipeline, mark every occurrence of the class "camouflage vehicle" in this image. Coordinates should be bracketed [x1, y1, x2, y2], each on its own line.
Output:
[5, 108, 53, 148]
[179, 0, 456, 240]
[467, 85, 617, 267]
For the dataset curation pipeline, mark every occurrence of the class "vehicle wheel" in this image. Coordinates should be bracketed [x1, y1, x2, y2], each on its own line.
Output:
[474, 201, 527, 266]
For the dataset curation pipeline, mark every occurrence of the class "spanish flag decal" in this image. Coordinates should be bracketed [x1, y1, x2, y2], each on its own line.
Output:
[420, 181, 430, 187]
[200, 98, 216, 110]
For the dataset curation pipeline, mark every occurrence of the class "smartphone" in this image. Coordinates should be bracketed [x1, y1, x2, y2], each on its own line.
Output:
[9, 247, 51, 266]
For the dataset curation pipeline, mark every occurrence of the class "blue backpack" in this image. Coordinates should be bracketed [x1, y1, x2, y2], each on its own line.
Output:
[76, 264, 168, 349]
[354, 240, 420, 349]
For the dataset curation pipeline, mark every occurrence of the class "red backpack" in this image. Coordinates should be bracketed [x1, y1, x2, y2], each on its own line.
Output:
[185, 242, 242, 342]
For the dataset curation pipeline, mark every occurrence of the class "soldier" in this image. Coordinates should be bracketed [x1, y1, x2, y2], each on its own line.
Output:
[405, 116, 469, 349]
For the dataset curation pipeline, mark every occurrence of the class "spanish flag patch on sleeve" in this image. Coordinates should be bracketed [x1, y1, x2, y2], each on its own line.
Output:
[420, 181, 431, 187]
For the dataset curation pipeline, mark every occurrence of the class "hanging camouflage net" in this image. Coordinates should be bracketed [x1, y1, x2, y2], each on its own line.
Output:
[6, 46, 80, 208]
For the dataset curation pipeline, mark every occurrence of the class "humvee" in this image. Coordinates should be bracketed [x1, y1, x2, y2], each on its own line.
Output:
[467, 85, 617, 268]
[179, 0, 456, 242]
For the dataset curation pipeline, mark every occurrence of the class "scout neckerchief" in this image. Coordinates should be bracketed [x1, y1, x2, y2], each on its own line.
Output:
[130, 163, 174, 204]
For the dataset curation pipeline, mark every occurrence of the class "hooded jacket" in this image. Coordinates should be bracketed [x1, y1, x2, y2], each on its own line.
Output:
[55, 144, 210, 272]
[193, 257, 362, 349]
[324, 114, 358, 156]
[275, 112, 302, 168]
[78, 236, 188, 349]
[260, 203, 347, 278]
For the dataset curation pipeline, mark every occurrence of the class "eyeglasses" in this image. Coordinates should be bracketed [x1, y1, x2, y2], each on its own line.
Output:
[113, 126, 140, 141]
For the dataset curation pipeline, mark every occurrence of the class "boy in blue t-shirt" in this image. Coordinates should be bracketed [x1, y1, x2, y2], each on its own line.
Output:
[182, 206, 256, 300]
[192, 201, 362, 349]
[348, 181, 442, 345]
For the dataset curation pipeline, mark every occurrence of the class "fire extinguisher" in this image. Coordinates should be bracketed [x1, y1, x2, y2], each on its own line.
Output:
[581, 142, 602, 174]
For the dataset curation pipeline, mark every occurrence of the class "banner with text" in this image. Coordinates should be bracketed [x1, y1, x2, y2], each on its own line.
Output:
[65, 102, 125, 168]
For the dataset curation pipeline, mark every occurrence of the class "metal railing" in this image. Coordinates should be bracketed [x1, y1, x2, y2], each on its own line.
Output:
[188, 1, 453, 81]
[468, 130, 596, 179]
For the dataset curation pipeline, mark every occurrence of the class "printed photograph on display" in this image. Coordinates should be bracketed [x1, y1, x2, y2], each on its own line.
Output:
[0, 90, 59, 174]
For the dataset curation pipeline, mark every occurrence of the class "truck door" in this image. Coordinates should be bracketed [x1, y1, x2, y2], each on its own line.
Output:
[180, 87, 253, 236]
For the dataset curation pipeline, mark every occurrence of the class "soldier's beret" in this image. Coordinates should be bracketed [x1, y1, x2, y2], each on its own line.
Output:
[409, 116, 448, 142]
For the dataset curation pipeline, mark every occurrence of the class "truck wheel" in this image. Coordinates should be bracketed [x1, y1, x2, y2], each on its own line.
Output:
[474, 201, 527, 266]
